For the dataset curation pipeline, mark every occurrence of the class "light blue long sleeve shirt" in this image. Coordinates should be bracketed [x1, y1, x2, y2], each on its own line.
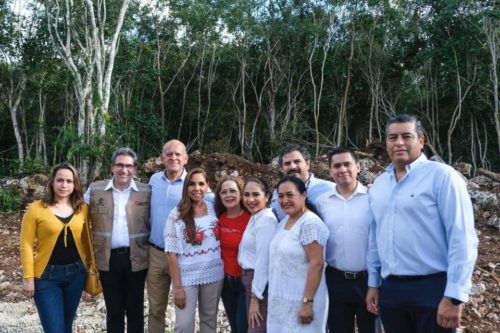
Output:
[148, 170, 187, 247]
[367, 154, 478, 302]
[271, 173, 335, 221]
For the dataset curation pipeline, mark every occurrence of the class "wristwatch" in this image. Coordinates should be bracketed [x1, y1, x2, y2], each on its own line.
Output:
[302, 297, 313, 304]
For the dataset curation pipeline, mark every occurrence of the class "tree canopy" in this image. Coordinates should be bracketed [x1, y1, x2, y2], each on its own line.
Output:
[0, 0, 498, 180]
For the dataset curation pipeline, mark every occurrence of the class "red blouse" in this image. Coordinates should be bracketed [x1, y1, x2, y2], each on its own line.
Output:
[219, 210, 251, 277]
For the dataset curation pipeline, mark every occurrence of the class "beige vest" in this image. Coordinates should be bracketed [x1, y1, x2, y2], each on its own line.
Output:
[88, 180, 151, 272]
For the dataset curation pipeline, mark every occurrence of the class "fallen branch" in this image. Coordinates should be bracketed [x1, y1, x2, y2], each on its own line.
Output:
[358, 151, 374, 158]
[476, 265, 500, 284]
[477, 168, 500, 182]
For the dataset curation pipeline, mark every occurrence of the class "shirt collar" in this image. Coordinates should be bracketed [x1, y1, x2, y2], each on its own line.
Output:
[331, 181, 367, 200]
[161, 169, 187, 183]
[252, 207, 272, 219]
[386, 153, 428, 175]
[105, 177, 138, 192]
[305, 173, 315, 188]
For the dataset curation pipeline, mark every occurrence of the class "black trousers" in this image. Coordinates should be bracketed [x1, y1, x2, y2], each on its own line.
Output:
[99, 249, 148, 333]
[326, 266, 376, 333]
[221, 274, 248, 333]
[379, 272, 455, 333]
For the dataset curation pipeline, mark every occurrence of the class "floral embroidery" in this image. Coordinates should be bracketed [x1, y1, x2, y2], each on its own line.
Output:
[183, 226, 205, 246]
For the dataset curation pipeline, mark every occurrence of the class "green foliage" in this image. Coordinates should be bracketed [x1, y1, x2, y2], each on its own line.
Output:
[13, 159, 50, 178]
[0, 187, 21, 213]
[0, 0, 499, 176]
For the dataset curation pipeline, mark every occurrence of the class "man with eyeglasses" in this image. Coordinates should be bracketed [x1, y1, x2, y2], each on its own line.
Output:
[85, 147, 151, 333]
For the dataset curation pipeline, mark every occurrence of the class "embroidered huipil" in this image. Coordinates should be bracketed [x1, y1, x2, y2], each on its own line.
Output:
[163, 202, 224, 286]
[267, 211, 329, 333]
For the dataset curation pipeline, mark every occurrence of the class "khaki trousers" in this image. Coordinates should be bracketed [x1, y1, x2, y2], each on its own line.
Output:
[147, 245, 171, 333]
[174, 280, 224, 333]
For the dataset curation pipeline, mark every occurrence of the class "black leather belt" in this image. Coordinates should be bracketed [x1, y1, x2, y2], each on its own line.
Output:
[386, 272, 445, 281]
[328, 266, 367, 280]
[110, 247, 130, 254]
[148, 242, 165, 252]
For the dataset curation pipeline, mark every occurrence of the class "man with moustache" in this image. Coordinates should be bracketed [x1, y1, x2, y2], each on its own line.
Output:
[85, 147, 151, 333]
[366, 114, 478, 333]
[147, 139, 189, 333]
[316, 147, 376, 333]
[271, 144, 335, 220]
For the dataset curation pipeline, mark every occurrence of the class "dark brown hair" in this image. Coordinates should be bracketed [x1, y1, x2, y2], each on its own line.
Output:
[43, 163, 84, 212]
[177, 168, 208, 242]
[244, 177, 272, 206]
[214, 176, 246, 217]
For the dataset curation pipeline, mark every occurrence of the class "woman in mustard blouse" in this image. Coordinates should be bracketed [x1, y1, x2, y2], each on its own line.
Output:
[20, 163, 90, 333]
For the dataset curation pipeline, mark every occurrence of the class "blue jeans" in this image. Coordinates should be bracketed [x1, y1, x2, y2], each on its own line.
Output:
[34, 260, 86, 333]
[221, 274, 247, 333]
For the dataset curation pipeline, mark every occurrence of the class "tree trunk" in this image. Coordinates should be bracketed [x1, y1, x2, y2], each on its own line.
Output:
[8, 74, 27, 163]
[337, 30, 355, 147]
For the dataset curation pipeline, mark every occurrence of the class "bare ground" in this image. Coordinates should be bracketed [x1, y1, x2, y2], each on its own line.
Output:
[1, 211, 498, 332]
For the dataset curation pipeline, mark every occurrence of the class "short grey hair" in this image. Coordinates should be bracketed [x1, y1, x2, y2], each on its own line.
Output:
[278, 144, 311, 166]
[385, 114, 425, 137]
[111, 147, 139, 166]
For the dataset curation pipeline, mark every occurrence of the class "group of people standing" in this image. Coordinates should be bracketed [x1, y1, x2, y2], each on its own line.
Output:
[20, 114, 478, 333]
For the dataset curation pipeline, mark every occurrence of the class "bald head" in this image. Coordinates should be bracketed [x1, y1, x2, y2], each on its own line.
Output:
[161, 140, 188, 180]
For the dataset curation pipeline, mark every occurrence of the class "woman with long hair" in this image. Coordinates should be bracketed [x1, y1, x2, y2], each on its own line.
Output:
[267, 176, 329, 332]
[20, 163, 90, 333]
[238, 177, 278, 333]
[214, 176, 250, 333]
[164, 168, 224, 333]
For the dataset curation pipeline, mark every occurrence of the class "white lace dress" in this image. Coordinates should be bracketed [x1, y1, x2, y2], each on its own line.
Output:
[267, 211, 329, 333]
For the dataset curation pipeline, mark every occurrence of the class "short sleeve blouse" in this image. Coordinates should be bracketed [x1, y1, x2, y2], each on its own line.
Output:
[164, 202, 224, 286]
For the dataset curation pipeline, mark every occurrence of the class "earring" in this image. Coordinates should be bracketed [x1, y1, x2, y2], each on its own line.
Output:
[301, 205, 306, 213]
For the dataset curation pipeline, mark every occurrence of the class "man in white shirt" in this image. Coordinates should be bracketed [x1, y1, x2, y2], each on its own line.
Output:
[316, 147, 376, 333]
[85, 148, 151, 333]
[271, 144, 335, 220]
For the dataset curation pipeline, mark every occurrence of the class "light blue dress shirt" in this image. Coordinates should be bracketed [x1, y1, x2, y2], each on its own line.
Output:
[367, 154, 478, 302]
[271, 173, 336, 221]
[148, 170, 187, 248]
[316, 183, 372, 272]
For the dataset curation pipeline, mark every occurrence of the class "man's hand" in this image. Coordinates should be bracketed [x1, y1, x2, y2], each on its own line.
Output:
[365, 287, 379, 315]
[437, 297, 463, 328]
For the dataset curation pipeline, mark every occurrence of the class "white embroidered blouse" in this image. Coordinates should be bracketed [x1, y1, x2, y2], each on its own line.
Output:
[163, 202, 224, 286]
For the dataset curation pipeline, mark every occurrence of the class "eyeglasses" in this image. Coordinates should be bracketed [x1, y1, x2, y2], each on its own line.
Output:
[114, 163, 135, 170]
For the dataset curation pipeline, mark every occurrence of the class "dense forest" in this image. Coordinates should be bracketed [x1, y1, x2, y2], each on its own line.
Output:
[0, 0, 498, 183]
